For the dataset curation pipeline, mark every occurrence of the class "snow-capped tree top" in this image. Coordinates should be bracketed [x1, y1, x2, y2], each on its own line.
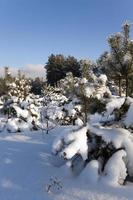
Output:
[80, 78, 88, 84]
[123, 52, 132, 65]
[98, 74, 107, 85]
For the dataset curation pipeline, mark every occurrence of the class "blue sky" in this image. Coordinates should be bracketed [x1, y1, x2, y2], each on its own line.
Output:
[0, 0, 133, 69]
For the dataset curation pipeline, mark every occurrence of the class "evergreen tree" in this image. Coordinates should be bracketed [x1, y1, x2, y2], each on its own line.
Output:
[45, 54, 66, 86]
[65, 56, 81, 77]
[30, 77, 44, 95]
[0, 78, 8, 96]
[98, 22, 133, 97]
[45, 54, 81, 86]
[80, 59, 95, 81]
[8, 75, 31, 100]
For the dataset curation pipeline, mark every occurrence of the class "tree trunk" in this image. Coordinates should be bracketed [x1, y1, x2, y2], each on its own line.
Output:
[84, 97, 88, 124]
[46, 120, 49, 134]
[126, 75, 128, 97]
[118, 77, 122, 97]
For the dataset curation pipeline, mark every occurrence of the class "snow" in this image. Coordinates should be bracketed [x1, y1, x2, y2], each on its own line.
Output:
[106, 97, 125, 115]
[0, 127, 133, 200]
[79, 160, 99, 184]
[1, 71, 133, 200]
[81, 75, 112, 100]
[89, 97, 125, 125]
[88, 124, 133, 176]
[6, 117, 33, 133]
[13, 105, 29, 119]
[75, 118, 84, 126]
[62, 126, 88, 160]
[0, 130, 49, 200]
[47, 105, 64, 120]
[52, 126, 73, 155]
[80, 77, 88, 84]
[64, 102, 76, 117]
[85, 85, 95, 98]
[90, 112, 114, 124]
[123, 53, 132, 65]
[88, 124, 130, 149]
[0, 100, 3, 108]
[53, 126, 88, 160]
[102, 150, 127, 186]
[98, 74, 107, 85]
[125, 97, 133, 105]
[7, 119, 19, 133]
[124, 103, 133, 128]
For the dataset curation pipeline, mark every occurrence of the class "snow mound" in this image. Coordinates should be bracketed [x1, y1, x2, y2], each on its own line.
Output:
[79, 160, 99, 184]
[124, 103, 133, 128]
[102, 150, 127, 186]
[52, 126, 88, 161]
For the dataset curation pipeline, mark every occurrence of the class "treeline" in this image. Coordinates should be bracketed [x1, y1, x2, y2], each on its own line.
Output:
[1, 22, 133, 97]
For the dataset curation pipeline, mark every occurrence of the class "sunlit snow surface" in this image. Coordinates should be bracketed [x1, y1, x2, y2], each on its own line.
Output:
[0, 127, 132, 200]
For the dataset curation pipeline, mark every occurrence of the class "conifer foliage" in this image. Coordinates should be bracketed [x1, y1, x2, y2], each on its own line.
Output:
[98, 22, 133, 97]
[45, 54, 81, 86]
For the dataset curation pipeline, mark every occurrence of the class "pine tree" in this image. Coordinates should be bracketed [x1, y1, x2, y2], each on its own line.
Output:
[80, 59, 95, 81]
[45, 54, 81, 86]
[8, 74, 31, 100]
[98, 22, 133, 97]
[45, 54, 66, 86]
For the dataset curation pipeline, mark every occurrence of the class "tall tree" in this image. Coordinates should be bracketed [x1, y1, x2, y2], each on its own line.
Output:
[80, 59, 95, 81]
[65, 56, 81, 77]
[98, 22, 133, 97]
[0, 78, 8, 96]
[30, 77, 44, 95]
[45, 54, 66, 86]
[45, 54, 81, 86]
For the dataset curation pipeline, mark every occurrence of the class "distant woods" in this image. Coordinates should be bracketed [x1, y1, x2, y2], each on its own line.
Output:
[45, 54, 81, 86]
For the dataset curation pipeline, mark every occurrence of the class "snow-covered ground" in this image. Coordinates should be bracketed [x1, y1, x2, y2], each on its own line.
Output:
[0, 127, 133, 200]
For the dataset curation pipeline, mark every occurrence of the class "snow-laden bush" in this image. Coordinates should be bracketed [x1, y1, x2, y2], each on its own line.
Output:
[112, 97, 133, 128]
[52, 124, 133, 185]
[0, 92, 44, 132]
[53, 126, 88, 160]
[7, 77, 31, 100]
[1, 68, 133, 136]
[1, 71, 114, 132]
[1, 84, 83, 132]
[89, 96, 133, 126]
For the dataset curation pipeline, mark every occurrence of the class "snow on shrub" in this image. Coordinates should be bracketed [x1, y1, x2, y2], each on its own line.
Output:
[7, 118, 19, 133]
[89, 97, 127, 125]
[106, 97, 125, 115]
[75, 118, 84, 126]
[6, 117, 33, 133]
[124, 102, 133, 128]
[52, 124, 133, 185]
[102, 150, 127, 185]
[52, 126, 88, 161]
